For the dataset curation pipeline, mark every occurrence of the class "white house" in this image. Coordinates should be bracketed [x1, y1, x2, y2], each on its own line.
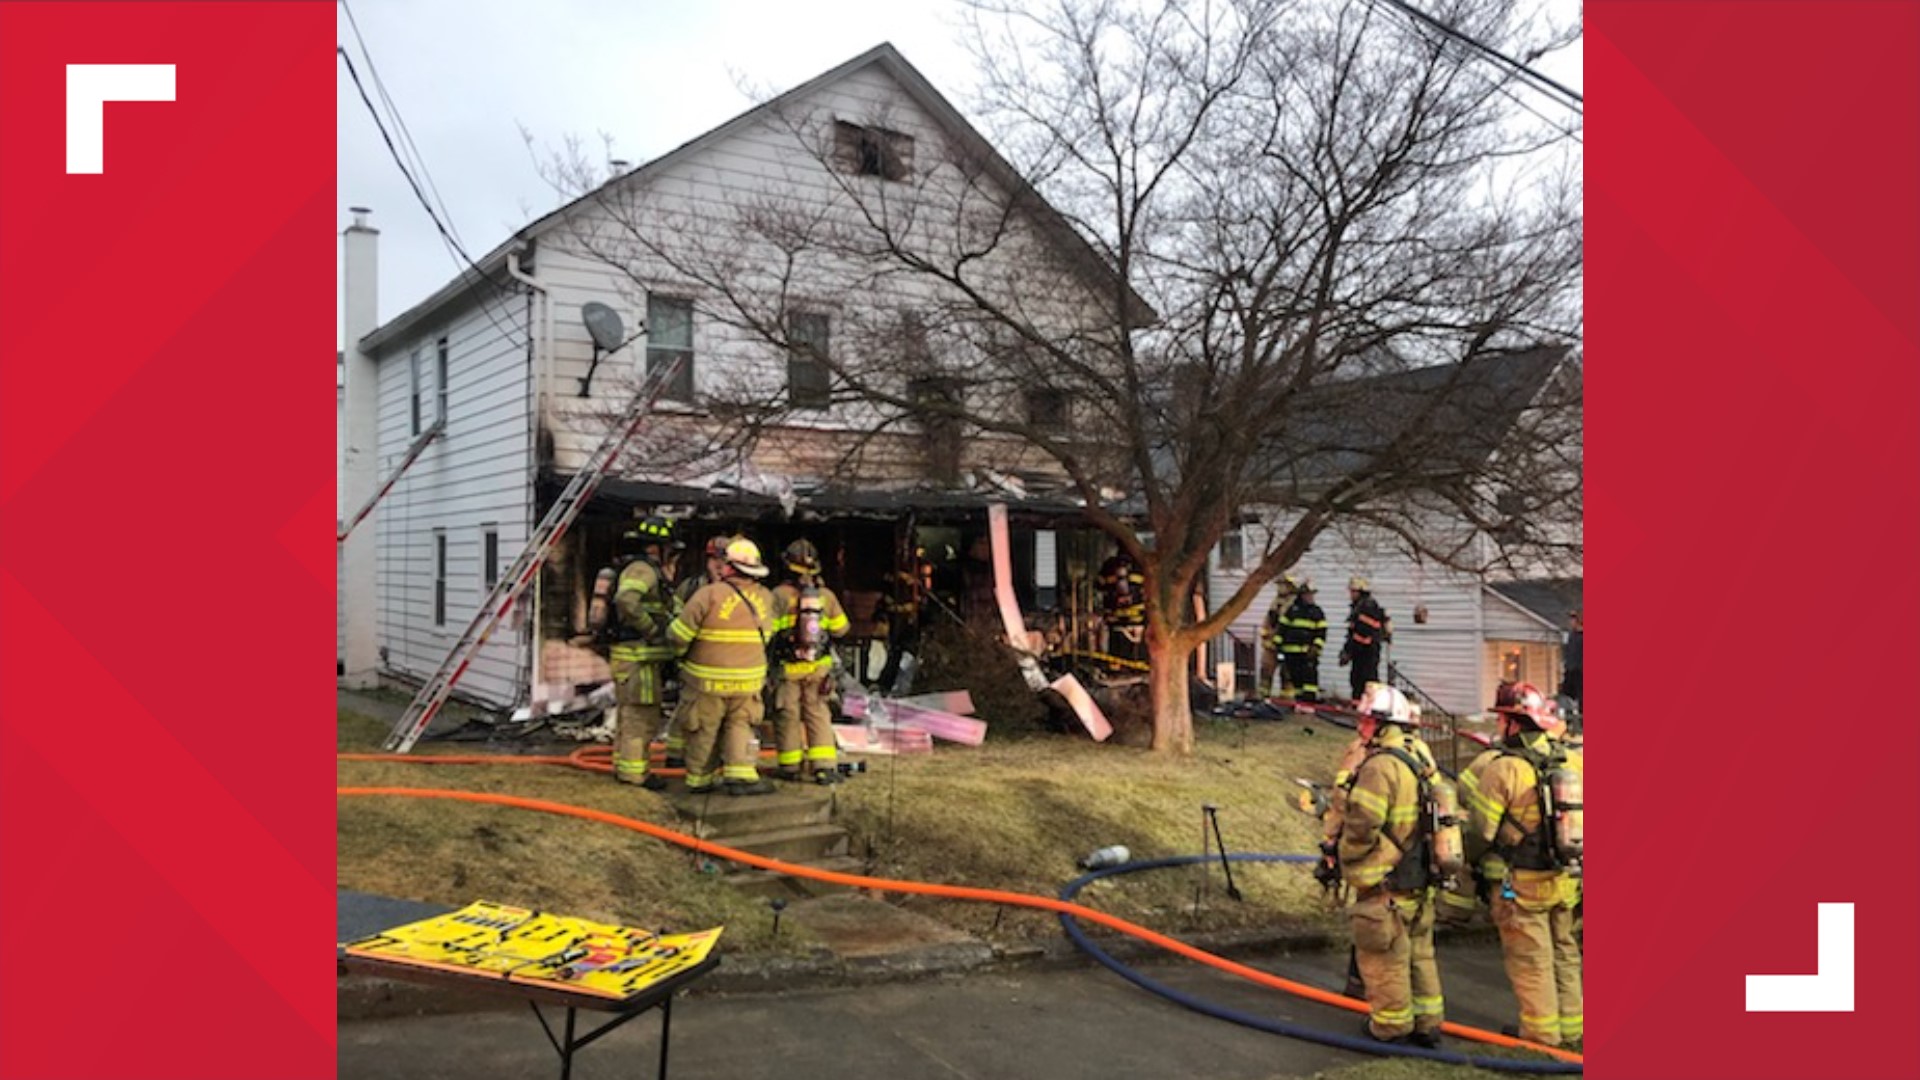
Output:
[1207, 348, 1582, 717]
[338, 45, 1140, 709]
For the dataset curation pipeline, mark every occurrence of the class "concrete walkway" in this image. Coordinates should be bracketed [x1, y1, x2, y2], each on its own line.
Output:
[340, 942, 1524, 1080]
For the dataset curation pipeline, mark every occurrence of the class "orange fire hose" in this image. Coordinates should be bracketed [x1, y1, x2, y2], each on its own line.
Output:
[336, 782, 1581, 1066]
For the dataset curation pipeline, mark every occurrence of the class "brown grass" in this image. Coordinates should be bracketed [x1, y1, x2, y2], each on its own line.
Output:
[337, 706, 1353, 956]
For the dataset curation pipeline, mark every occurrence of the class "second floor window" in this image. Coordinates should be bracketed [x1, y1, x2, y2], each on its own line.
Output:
[788, 312, 831, 411]
[408, 347, 425, 436]
[646, 295, 694, 402]
[435, 336, 449, 425]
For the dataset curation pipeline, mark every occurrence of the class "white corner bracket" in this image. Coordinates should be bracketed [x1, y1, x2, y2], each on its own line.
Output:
[1744, 902, 1855, 1012]
[67, 64, 175, 174]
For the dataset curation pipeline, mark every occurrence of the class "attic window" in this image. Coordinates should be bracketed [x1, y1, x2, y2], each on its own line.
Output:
[835, 121, 912, 181]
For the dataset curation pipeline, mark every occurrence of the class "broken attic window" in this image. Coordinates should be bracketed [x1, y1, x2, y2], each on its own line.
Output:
[835, 120, 913, 181]
[1025, 388, 1068, 428]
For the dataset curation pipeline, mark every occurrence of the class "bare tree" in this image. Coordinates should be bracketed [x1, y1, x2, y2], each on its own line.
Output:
[534, 0, 1582, 753]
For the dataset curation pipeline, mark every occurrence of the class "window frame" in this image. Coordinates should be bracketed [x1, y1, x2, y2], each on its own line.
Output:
[1217, 527, 1245, 572]
[645, 295, 695, 403]
[434, 336, 450, 425]
[408, 347, 425, 436]
[833, 120, 914, 182]
[432, 530, 448, 628]
[481, 526, 500, 591]
[787, 312, 832, 411]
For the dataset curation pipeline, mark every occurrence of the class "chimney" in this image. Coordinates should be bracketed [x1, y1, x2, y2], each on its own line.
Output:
[340, 207, 381, 687]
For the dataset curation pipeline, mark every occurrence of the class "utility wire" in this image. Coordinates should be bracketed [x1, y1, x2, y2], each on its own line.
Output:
[338, 45, 528, 350]
[339, 0, 461, 248]
[1375, 0, 1582, 112]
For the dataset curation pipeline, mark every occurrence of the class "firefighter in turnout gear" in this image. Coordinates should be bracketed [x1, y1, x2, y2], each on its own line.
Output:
[1337, 683, 1446, 1048]
[657, 535, 736, 771]
[602, 516, 683, 791]
[1097, 545, 1147, 665]
[1274, 579, 1330, 702]
[1261, 575, 1301, 694]
[668, 538, 776, 796]
[1460, 683, 1584, 1050]
[770, 539, 852, 784]
[1340, 576, 1392, 703]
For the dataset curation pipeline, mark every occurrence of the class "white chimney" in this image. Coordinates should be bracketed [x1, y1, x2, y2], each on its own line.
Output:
[340, 207, 381, 687]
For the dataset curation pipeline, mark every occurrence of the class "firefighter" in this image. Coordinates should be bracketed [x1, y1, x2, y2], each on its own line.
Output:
[1337, 683, 1445, 1048]
[1261, 575, 1301, 695]
[770, 539, 852, 783]
[1096, 543, 1147, 665]
[668, 537, 776, 796]
[1459, 682, 1583, 1050]
[1339, 576, 1392, 703]
[876, 546, 933, 693]
[658, 534, 736, 771]
[604, 516, 683, 791]
[1275, 579, 1330, 702]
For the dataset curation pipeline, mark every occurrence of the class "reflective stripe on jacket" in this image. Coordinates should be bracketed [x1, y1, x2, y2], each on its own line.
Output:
[771, 581, 851, 678]
[670, 578, 774, 694]
[1345, 594, 1390, 651]
[1338, 727, 1432, 891]
[1460, 733, 1581, 905]
[1277, 598, 1329, 653]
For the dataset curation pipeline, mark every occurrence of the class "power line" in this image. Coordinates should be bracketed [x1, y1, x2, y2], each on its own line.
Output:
[338, 0, 462, 249]
[338, 45, 528, 350]
[1375, 0, 1582, 112]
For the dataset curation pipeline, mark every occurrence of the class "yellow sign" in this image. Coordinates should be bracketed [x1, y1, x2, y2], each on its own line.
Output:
[343, 900, 723, 1001]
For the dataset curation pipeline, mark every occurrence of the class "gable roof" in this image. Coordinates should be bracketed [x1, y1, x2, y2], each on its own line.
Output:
[1488, 577, 1582, 630]
[1258, 345, 1570, 494]
[361, 43, 1153, 355]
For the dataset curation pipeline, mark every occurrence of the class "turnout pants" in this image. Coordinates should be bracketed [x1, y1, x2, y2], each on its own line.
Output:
[680, 689, 765, 791]
[1283, 651, 1321, 702]
[1492, 892, 1583, 1047]
[1349, 648, 1381, 701]
[610, 655, 664, 784]
[774, 673, 837, 773]
[1349, 888, 1443, 1039]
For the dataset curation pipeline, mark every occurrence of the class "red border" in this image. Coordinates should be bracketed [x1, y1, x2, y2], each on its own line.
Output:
[0, 4, 336, 1077]
[1589, 2, 1919, 1077]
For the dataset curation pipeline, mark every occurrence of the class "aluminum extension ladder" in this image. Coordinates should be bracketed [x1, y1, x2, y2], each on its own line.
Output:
[381, 360, 682, 753]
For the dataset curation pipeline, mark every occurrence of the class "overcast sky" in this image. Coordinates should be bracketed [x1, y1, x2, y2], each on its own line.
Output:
[337, 0, 1581, 349]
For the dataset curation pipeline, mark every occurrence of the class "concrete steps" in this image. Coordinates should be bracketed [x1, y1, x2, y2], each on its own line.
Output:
[664, 787, 834, 838]
[664, 779, 860, 898]
[722, 854, 867, 899]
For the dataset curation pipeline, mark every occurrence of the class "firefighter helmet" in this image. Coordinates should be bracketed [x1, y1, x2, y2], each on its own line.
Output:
[1349, 575, 1370, 592]
[1495, 681, 1565, 736]
[724, 538, 770, 579]
[703, 534, 733, 560]
[1358, 683, 1414, 725]
[1297, 578, 1315, 594]
[784, 539, 822, 576]
[623, 515, 682, 551]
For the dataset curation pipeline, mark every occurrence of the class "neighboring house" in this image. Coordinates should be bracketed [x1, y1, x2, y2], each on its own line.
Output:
[1208, 348, 1581, 716]
[338, 44, 1139, 708]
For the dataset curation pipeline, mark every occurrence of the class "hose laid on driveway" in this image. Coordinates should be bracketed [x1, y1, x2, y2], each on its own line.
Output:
[1059, 854, 1581, 1073]
[336, 784, 1581, 1069]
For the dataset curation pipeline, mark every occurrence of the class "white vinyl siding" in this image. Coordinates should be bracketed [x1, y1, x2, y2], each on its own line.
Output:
[372, 291, 532, 706]
[1210, 516, 1491, 715]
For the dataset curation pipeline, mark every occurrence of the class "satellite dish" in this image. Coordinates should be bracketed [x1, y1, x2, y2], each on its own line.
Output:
[581, 302, 626, 353]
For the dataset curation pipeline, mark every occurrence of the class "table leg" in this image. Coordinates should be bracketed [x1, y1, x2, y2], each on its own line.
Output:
[560, 1007, 577, 1080]
[657, 994, 673, 1079]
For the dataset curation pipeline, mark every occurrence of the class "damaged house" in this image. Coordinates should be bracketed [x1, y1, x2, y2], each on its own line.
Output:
[338, 44, 1152, 710]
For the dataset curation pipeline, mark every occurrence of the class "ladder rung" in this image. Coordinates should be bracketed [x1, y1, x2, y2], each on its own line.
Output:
[381, 358, 685, 753]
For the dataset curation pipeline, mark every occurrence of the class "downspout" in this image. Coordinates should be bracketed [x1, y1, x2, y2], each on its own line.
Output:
[507, 246, 551, 705]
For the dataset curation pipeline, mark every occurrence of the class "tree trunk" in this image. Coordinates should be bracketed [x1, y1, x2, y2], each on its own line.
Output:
[1147, 630, 1195, 754]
